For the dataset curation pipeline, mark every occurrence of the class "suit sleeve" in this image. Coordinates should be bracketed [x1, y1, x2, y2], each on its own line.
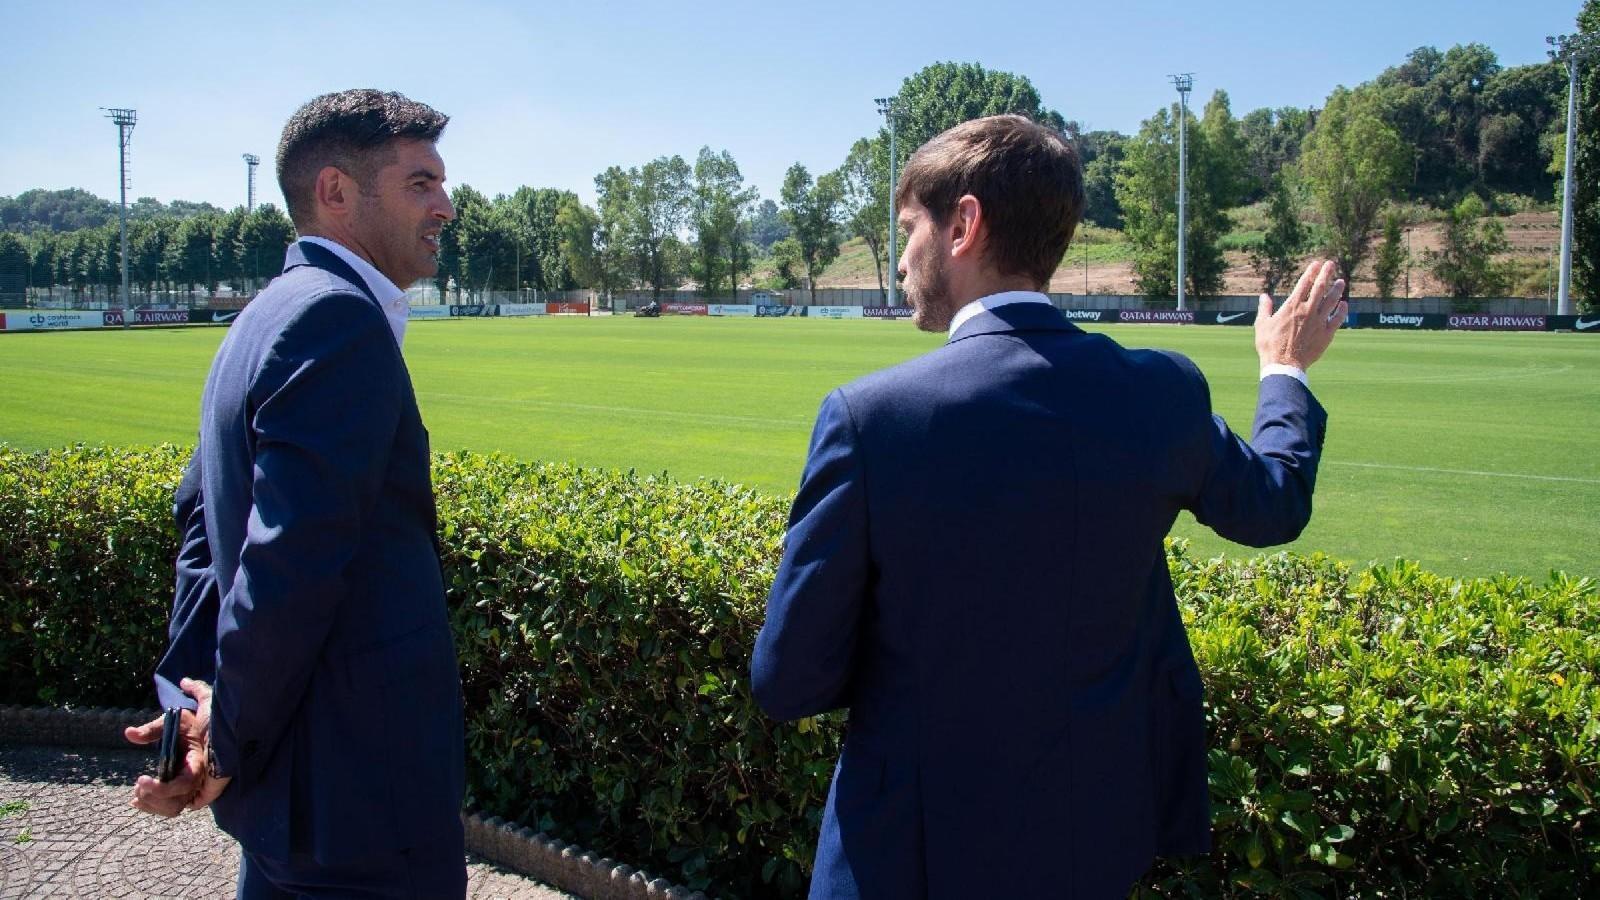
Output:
[1183, 362, 1329, 549]
[154, 446, 220, 712]
[751, 389, 871, 721]
[208, 294, 403, 780]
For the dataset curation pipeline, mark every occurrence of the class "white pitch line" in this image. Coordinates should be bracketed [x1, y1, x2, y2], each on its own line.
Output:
[1327, 460, 1600, 485]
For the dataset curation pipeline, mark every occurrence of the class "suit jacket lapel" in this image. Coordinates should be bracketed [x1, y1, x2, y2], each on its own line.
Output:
[281, 240, 381, 308]
[949, 302, 1082, 343]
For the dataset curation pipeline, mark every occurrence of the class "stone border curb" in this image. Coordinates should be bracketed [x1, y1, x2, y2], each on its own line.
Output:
[0, 705, 712, 900]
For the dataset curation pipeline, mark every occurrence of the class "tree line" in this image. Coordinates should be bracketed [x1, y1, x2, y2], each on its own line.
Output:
[6, 8, 1597, 307]
[0, 205, 295, 302]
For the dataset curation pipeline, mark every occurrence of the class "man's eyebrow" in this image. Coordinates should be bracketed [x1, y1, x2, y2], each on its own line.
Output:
[408, 168, 442, 181]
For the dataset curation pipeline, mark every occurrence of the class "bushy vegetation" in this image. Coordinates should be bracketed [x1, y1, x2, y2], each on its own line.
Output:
[1, 445, 1595, 897]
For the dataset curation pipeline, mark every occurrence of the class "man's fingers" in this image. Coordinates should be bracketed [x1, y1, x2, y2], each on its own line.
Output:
[1329, 299, 1350, 330]
[124, 716, 163, 746]
[130, 773, 199, 818]
[1303, 261, 1334, 314]
[1285, 260, 1320, 307]
[179, 678, 212, 703]
[1257, 292, 1274, 321]
[1321, 279, 1347, 320]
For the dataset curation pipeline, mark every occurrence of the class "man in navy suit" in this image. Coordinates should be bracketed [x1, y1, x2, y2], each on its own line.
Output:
[125, 89, 465, 898]
[751, 115, 1347, 898]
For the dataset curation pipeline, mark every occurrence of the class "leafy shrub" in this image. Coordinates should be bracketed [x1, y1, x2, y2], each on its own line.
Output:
[1, 445, 1595, 897]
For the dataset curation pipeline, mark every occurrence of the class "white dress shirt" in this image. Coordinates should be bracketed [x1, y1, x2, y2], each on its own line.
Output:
[297, 236, 410, 349]
[949, 290, 1307, 386]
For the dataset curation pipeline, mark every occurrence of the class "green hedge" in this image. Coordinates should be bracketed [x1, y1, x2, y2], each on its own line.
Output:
[0, 445, 1595, 897]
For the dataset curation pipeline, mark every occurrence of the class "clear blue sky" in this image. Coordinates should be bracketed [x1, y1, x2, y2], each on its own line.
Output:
[2, 0, 1585, 213]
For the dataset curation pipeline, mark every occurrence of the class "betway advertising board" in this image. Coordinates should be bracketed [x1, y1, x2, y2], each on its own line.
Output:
[0, 310, 106, 331]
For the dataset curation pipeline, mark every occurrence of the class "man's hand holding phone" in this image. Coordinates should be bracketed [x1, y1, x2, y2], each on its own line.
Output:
[125, 678, 231, 817]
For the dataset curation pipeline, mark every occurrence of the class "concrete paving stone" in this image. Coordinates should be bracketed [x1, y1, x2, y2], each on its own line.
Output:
[0, 744, 577, 899]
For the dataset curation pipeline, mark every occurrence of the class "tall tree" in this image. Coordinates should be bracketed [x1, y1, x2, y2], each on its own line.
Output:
[690, 148, 756, 298]
[1114, 103, 1231, 300]
[1372, 210, 1409, 300]
[1238, 107, 1314, 204]
[884, 62, 1068, 169]
[747, 199, 789, 248]
[0, 233, 28, 303]
[1079, 131, 1127, 229]
[238, 205, 294, 292]
[834, 138, 890, 300]
[556, 196, 625, 299]
[1249, 175, 1307, 296]
[1426, 195, 1509, 299]
[1573, 0, 1600, 310]
[597, 157, 691, 298]
[778, 164, 843, 303]
[1300, 86, 1410, 296]
[1200, 90, 1248, 208]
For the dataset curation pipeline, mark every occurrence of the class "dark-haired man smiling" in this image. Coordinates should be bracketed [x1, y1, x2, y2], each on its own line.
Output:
[126, 89, 465, 898]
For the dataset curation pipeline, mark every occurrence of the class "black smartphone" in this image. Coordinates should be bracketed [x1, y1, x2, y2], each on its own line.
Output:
[156, 707, 182, 782]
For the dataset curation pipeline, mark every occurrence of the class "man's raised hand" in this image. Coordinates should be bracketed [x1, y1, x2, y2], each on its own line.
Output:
[1255, 259, 1348, 372]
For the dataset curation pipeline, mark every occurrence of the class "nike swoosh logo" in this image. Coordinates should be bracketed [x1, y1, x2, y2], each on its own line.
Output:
[212, 311, 239, 322]
[1578, 318, 1600, 330]
[1217, 312, 1251, 324]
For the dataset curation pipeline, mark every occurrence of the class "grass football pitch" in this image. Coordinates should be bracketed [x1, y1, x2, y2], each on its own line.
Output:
[1, 315, 1594, 579]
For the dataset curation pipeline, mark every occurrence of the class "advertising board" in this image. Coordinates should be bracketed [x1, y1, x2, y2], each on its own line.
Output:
[708, 304, 758, 316]
[1, 311, 106, 331]
[1445, 314, 1547, 331]
[1117, 310, 1196, 324]
[862, 306, 913, 319]
[660, 303, 707, 316]
[407, 305, 451, 319]
[497, 303, 547, 317]
[547, 302, 591, 315]
[450, 305, 492, 317]
[104, 309, 191, 326]
[809, 306, 865, 319]
[756, 305, 802, 317]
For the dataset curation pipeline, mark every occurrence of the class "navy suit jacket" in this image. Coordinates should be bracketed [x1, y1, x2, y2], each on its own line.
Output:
[751, 302, 1327, 898]
[155, 240, 464, 864]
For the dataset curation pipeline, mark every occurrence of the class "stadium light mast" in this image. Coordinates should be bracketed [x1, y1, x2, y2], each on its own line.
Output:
[243, 153, 260, 213]
[103, 107, 137, 321]
[876, 96, 905, 307]
[1170, 75, 1194, 312]
[1548, 33, 1598, 316]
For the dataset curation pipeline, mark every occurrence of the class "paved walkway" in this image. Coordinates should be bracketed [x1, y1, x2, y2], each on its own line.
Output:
[0, 744, 575, 899]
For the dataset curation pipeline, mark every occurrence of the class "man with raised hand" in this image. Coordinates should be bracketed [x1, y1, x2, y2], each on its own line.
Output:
[752, 114, 1345, 898]
[125, 89, 465, 898]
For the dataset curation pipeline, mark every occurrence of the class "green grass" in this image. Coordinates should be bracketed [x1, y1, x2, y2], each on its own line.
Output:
[1, 316, 1595, 579]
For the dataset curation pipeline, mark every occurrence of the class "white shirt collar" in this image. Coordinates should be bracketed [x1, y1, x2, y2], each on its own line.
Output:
[297, 236, 409, 349]
[947, 290, 1054, 337]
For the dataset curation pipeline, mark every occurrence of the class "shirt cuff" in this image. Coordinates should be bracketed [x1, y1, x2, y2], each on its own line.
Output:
[1260, 363, 1309, 387]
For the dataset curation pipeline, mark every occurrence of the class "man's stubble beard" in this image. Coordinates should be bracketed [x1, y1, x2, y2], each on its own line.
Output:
[908, 255, 955, 333]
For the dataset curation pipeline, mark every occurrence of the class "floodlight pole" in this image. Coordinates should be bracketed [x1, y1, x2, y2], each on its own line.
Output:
[1549, 33, 1597, 316]
[104, 108, 136, 322]
[876, 96, 904, 307]
[1171, 75, 1193, 312]
[243, 153, 260, 213]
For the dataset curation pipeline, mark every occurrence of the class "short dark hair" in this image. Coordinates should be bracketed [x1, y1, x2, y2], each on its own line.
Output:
[276, 89, 449, 229]
[895, 115, 1084, 290]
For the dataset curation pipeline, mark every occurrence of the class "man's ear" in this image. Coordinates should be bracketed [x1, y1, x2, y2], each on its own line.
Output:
[313, 166, 356, 221]
[948, 195, 984, 261]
